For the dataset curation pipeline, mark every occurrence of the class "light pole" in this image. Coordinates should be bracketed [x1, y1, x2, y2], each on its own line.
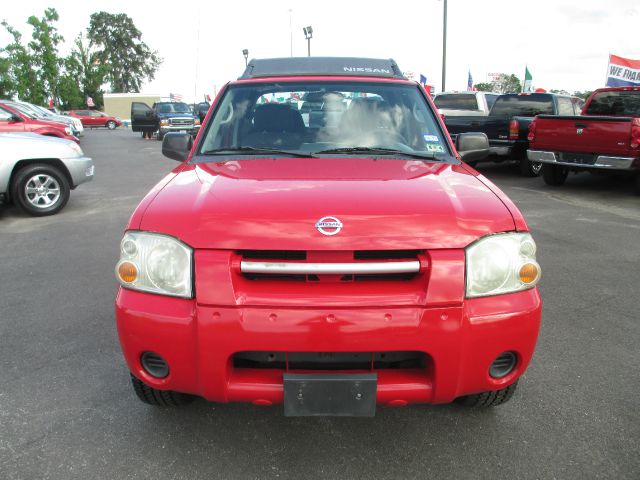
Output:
[303, 26, 313, 57]
[289, 9, 293, 57]
[441, 0, 447, 92]
[242, 49, 249, 67]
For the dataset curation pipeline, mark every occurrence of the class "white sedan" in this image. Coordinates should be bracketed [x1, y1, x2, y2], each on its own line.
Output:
[0, 133, 94, 216]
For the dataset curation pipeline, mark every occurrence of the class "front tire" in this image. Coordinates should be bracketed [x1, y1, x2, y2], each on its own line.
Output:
[11, 164, 70, 216]
[130, 374, 195, 407]
[106, 120, 116, 130]
[456, 381, 518, 408]
[542, 164, 569, 186]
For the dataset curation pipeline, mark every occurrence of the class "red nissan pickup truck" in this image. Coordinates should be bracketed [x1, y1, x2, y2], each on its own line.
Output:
[527, 87, 640, 194]
[115, 57, 542, 416]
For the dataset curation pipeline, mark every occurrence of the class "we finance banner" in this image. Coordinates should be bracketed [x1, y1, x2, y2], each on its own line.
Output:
[606, 54, 640, 87]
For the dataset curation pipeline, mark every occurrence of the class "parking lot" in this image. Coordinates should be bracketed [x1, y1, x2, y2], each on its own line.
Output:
[1, 129, 638, 479]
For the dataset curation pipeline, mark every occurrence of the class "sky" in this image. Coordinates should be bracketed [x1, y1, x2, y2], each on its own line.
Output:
[1, 0, 639, 102]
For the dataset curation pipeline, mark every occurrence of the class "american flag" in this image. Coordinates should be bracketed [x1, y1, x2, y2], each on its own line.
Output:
[170, 93, 183, 102]
[467, 70, 474, 91]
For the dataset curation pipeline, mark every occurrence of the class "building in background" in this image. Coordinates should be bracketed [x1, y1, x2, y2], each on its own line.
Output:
[103, 93, 161, 123]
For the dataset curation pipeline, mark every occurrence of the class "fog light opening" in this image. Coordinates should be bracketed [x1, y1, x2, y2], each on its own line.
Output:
[141, 352, 169, 378]
[489, 351, 517, 378]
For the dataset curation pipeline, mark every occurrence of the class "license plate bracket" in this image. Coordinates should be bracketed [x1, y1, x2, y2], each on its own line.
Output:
[283, 373, 377, 417]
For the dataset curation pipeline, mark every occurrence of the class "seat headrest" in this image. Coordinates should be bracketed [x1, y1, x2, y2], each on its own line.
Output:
[252, 104, 305, 133]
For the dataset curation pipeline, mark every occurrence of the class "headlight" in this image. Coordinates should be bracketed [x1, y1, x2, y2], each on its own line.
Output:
[160, 119, 170, 126]
[64, 126, 72, 135]
[115, 231, 193, 298]
[194, 118, 201, 125]
[465, 232, 541, 298]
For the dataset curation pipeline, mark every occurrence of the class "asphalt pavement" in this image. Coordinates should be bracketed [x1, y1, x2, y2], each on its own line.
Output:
[1, 129, 638, 480]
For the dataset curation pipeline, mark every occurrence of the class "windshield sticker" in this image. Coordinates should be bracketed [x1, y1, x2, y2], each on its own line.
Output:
[426, 144, 445, 153]
[423, 134, 440, 143]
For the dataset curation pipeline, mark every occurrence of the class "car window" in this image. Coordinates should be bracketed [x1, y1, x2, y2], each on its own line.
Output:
[157, 103, 192, 114]
[0, 107, 14, 121]
[557, 97, 574, 116]
[6, 103, 36, 119]
[485, 94, 499, 109]
[198, 81, 450, 159]
[584, 91, 640, 116]
[434, 94, 478, 111]
[490, 94, 554, 117]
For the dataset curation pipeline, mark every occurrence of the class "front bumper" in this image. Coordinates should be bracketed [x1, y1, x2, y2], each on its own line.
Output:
[160, 125, 200, 135]
[116, 287, 541, 406]
[527, 150, 638, 171]
[63, 156, 94, 187]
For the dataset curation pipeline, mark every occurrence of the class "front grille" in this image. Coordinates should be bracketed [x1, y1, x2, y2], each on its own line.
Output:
[233, 351, 427, 370]
[238, 250, 423, 282]
[170, 118, 194, 127]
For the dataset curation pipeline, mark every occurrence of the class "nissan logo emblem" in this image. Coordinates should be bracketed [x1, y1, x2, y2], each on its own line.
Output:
[315, 216, 343, 236]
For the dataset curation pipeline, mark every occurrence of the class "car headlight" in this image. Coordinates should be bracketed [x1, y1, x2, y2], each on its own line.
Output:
[160, 119, 170, 126]
[194, 118, 201, 125]
[465, 232, 541, 298]
[115, 231, 193, 298]
[64, 126, 72, 135]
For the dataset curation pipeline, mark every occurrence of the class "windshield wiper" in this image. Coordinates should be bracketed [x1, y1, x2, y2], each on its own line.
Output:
[200, 147, 314, 158]
[313, 147, 444, 161]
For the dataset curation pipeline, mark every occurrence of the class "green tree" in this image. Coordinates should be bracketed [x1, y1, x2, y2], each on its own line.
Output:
[27, 8, 64, 104]
[493, 74, 522, 94]
[573, 90, 593, 101]
[1, 20, 36, 101]
[474, 82, 494, 92]
[0, 55, 15, 98]
[88, 12, 161, 93]
[550, 89, 570, 95]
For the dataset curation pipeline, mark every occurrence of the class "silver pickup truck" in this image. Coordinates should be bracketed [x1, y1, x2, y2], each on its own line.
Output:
[0, 133, 94, 216]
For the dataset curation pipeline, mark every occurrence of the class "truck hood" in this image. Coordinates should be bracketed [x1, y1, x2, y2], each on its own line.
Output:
[138, 158, 516, 250]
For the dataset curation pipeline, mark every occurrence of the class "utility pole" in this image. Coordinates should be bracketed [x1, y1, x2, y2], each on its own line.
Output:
[243, 49, 249, 67]
[289, 9, 293, 56]
[442, 0, 447, 92]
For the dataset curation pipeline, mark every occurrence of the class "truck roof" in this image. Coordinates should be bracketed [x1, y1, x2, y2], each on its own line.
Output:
[239, 57, 405, 80]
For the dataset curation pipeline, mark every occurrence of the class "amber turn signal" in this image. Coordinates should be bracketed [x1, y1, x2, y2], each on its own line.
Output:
[118, 261, 138, 283]
[519, 263, 540, 285]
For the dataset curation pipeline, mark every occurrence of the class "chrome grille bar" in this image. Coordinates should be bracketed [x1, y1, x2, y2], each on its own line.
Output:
[240, 260, 420, 275]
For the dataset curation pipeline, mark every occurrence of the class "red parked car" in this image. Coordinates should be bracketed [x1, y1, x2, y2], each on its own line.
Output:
[0, 102, 79, 143]
[67, 110, 121, 129]
[115, 58, 542, 415]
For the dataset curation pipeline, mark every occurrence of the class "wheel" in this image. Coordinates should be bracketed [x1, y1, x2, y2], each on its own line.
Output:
[106, 120, 116, 130]
[519, 158, 542, 177]
[130, 374, 195, 407]
[11, 164, 70, 216]
[542, 164, 569, 186]
[455, 381, 518, 408]
[157, 131, 164, 141]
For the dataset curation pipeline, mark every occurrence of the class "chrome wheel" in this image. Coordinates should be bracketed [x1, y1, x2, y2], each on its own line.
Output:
[24, 174, 61, 209]
[531, 161, 543, 175]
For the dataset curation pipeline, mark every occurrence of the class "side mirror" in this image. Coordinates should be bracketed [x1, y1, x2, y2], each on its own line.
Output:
[456, 132, 489, 163]
[9, 114, 23, 123]
[162, 132, 193, 162]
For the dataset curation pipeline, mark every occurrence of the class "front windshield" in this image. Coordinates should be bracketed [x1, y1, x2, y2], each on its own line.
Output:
[157, 102, 192, 114]
[197, 81, 450, 159]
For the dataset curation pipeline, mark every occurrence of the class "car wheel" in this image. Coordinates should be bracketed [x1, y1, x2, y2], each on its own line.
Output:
[455, 381, 518, 408]
[519, 159, 542, 177]
[106, 120, 117, 130]
[130, 374, 195, 407]
[11, 164, 70, 216]
[542, 164, 569, 186]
